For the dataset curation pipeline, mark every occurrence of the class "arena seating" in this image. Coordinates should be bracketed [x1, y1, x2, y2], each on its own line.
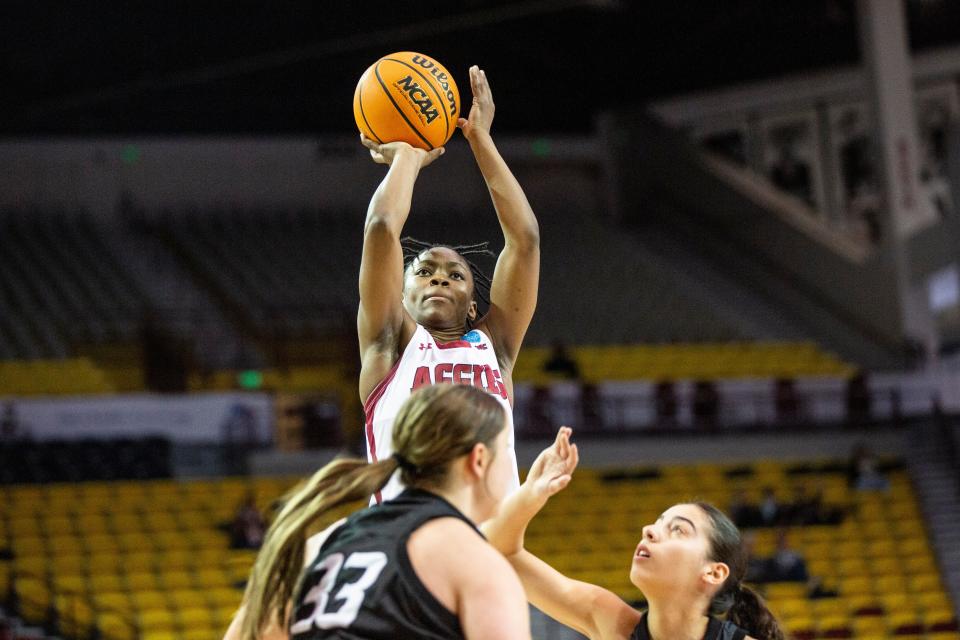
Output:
[0, 359, 115, 396]
[0, 212, 142, 360]
[1, 459, 955, 640]
[514, 341, 854, 384]
[161, 209, 356, 338]
[1, 477, 357, 640]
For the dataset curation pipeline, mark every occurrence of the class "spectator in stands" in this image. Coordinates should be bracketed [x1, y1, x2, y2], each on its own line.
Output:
[230, 492, 267, 550]
[837, 109, 882, 244]
[692, 380, 720, 429]
[767, 530, 809, 582]
[654, 381, 677, 427]
[844, 372, 872, 424]
[579, 382, 603, 430]
[770, 140, 813, 206]
[543, 339, 580, 379]
[746, 530, 809, 584]
[0, 402, 19, 440]
[356, 65, 539, 504]
[774, 378, 800, 423]
[729, 488, 762, 529]
[847, 443, 889, 491]
[784, 483, 819, 526]
[759, 486, 781, 527]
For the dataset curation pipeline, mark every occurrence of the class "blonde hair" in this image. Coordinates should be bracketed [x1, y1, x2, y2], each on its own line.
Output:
[239, 384, 506, 640]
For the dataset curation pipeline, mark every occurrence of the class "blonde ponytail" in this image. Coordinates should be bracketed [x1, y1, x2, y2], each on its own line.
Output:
[239, 457, 397, 640]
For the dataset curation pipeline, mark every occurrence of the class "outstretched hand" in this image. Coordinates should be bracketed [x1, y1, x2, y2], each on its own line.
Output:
[526, 427, 579, 500]
[360, 135, 444, 168]
[457, 65, 494, 140]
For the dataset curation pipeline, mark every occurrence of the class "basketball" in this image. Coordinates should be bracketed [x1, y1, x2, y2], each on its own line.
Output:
[353, 51, 460, 151]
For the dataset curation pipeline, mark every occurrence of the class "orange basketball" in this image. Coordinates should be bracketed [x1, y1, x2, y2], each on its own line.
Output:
[353, 52, 460, 151]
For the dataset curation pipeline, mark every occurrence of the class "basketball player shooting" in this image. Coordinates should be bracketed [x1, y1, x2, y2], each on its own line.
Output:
[358, 65, 540, 503]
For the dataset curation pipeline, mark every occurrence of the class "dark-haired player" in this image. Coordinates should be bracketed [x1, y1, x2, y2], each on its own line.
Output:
[358, 65, 539, 502]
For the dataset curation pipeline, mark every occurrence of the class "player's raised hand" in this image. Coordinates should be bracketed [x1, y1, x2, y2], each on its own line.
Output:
[360, 134, 444, 168]
[526, 427, 579, 500]
[457, 65, 495, 141]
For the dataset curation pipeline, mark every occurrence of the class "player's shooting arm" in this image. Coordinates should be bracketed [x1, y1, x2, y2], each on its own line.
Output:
[357, 139, 442, 393]
[459, 66, 540, 366]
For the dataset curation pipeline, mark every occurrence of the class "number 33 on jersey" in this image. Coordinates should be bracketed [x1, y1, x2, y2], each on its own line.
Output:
[290, 551, 388, 632]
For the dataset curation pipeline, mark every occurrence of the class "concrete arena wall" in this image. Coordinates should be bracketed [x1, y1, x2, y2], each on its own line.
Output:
[0, 135, 601, 220]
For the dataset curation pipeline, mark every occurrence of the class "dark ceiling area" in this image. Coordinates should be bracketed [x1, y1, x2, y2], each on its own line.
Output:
[3, 0, 959, 136]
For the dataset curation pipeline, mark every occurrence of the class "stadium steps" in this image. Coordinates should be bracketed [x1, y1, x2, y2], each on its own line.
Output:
[98, 218, 260, 370]
[908, 419, 960, 613]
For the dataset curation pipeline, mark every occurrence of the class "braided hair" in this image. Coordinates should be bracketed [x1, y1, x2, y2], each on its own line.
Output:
[401, 237, 495, 324]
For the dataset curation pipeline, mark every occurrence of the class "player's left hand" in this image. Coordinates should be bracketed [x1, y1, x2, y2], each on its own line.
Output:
[525, 427, 578, 500]
[457, 65, 494, 140]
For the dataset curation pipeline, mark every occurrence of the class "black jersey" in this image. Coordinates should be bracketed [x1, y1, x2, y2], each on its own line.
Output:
[630, 612, 748, 640]
[290, 488, 477, 640]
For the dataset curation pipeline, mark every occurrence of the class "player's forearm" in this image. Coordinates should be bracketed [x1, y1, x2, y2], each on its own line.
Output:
[365, 151, 423, 235]
[468, 132, 539, 248]
[481, 483, 547, 554]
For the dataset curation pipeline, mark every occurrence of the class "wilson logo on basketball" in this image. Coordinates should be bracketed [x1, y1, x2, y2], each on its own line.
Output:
[412, 55, 458, 117]
[395, 75, 440, 125]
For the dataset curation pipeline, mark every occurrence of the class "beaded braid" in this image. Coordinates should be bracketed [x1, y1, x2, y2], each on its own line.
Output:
[400, 237, 495, 312]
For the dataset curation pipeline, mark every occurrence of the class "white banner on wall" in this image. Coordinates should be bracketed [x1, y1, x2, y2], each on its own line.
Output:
[7, 392, 273, 444]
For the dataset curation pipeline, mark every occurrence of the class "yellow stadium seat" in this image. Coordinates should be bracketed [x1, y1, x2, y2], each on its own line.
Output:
[915, 591, 952, 611]
[839, 576, 874, 596]
[162, 549, 194, 569]
[76, 513, 110, 536]
[159, 570, 194, 590]
[124, 551, 157, 572]
[182, 628, 221, 640]
[179, 606, 213, 628]
[16, 577, 50, 620]
[924, 606, 958, 629]
[112, 514, 143, 533]
[89, 573, 126, 594]
[878, 592, 915, 611]
[868, 556, 901, 577]
[888, 610, 924, 635]
[908, 572, 943, 593]
[851, 615, 886, 636]
[169, 588, 207, 609]
[88, 553, 122, 575]
[130, 590, 169, 612]
[55, 554, 86, 575]
[818, 615, 853, 636]
[118, 532, 154, 552]
[208, 587, 243, 607]
[903, 554, 937, 574]
[95, 611, 137, 640]
[810, 598, 848, 617]
[142, 630, 179, 640]
[84, 533, 120, 554]
[55, 593, 94, 638]
[126, 571, 159, 592]
[14, 554, 48, 578]
[196, 567, 230, 588]
[94, 591, 132, 612]
[53, 573, 87, 594]
[874, 574, 908, 594]
[12, 535, 46, 556]
[138, 607, 177, 631]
